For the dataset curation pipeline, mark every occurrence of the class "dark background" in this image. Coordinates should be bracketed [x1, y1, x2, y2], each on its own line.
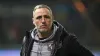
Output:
[0, 0, 100, 56]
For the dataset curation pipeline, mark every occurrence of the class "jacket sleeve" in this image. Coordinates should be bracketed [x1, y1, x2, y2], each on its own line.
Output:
[20, 36, 26, 56]
[67, 34, 94, 56]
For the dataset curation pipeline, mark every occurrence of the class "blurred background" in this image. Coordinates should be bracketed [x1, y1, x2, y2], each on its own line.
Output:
[0, 0, 100, 56]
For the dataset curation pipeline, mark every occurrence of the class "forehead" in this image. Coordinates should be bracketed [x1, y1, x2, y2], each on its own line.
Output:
[33, 8, 51, 16]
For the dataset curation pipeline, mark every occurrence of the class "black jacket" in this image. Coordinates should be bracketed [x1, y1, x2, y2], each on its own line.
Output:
[20, 20, 94, 56]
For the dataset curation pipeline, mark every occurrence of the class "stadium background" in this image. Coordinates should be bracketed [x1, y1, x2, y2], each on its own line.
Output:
[0, 0, 100, 56]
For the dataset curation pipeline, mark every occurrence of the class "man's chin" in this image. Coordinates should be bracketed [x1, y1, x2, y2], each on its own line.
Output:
[38, 29, 48, 33]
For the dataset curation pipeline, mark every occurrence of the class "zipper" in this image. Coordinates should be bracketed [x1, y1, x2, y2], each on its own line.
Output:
[50, 41, 58, 56]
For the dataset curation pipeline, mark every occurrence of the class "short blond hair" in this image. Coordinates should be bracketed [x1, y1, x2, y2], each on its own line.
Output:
[33, 4, 53, 16]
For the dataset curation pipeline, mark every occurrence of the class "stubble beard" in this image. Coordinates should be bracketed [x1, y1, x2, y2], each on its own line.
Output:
[38, 28, 49, 34]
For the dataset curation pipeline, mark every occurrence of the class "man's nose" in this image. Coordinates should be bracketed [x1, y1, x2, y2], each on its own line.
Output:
[41, 17, 46, 23]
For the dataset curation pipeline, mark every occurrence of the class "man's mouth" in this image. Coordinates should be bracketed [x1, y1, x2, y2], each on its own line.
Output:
[40, 25, 47, 28]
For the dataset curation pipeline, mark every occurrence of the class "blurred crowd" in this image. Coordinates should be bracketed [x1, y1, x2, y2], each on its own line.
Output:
[0, 0, 100, 51]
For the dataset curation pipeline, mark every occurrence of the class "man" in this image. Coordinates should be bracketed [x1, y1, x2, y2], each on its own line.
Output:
[20, 4, 94, 56]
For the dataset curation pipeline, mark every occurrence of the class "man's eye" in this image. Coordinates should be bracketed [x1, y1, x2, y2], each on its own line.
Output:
[36, 16, 42, 19]
[44, 15, 50, 19]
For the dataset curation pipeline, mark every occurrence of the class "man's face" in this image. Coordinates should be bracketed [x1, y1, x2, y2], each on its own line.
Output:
[33, 8, 53, 33]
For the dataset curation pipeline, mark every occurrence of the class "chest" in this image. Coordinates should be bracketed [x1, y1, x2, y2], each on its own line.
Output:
[30, 41, 54, 56]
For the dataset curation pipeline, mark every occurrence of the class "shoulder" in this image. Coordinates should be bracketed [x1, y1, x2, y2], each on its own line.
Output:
[61, 27, 77, 42]
[68, 33, 77, 41]
[62, 32, 77, 44]
[22, 29, 34, 42]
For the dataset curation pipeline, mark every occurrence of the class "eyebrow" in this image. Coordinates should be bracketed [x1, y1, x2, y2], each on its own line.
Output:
[44, 15, 50, 18]
[36, 15, 51, 19]
[36, 16, 42, 19]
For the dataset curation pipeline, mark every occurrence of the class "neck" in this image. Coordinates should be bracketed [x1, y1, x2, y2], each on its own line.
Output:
[39, 31, 52, 38]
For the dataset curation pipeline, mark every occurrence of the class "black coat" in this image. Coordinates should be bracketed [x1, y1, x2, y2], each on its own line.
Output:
[20, 20, 94, 56]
